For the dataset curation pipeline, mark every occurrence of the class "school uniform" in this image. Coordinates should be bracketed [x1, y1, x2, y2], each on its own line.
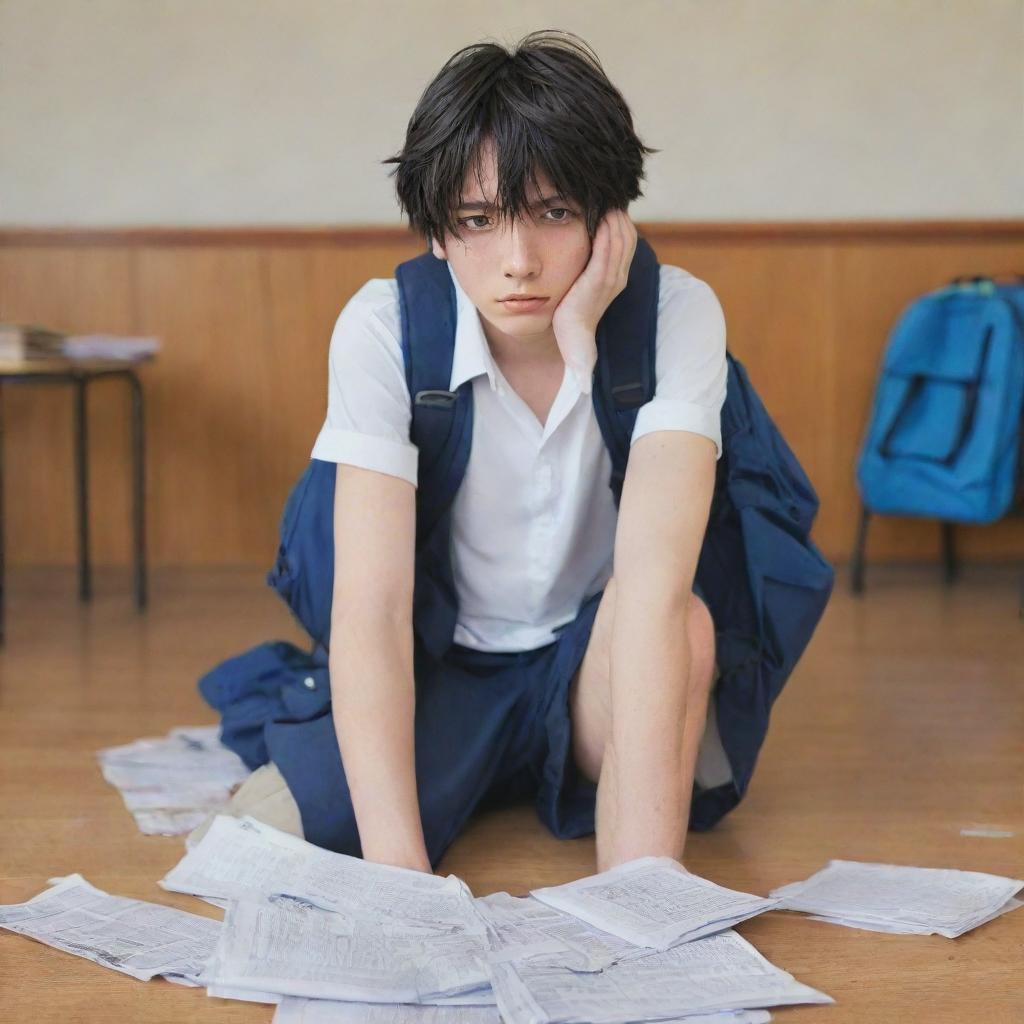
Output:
[203, 262, 730, 864]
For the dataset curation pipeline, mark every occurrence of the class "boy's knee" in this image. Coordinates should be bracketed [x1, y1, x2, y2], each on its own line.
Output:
[686, 593, 717, 700]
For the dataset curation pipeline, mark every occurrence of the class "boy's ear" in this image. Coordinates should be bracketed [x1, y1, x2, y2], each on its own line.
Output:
[431, 236, 447, 261]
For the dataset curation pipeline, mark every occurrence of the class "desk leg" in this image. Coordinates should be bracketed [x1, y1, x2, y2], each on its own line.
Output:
[128, 371, 147, 610]
[0, 380, 5, 645]
[941, 521, 958, 585]
[73, 377, 91, 601]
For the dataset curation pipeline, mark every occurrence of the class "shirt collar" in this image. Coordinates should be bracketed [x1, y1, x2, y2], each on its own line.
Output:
[447, 262, 500, 393]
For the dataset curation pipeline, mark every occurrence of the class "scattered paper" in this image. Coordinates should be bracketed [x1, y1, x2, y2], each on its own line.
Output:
[97, 725, 249, 835]
[209, 983, 283, 1004]
[487, 929, 828, 1024]
[272, 997, 769, 1024]
[0, 874, 219, 984]
[274, 997, 503, 1022]
[475, 891, 638, 972]
[960, 825, 1015, 839]
[135, 809, 216, 835]
[160, 815, 485, 935]
[770, 860, 1024, 937]
[530, 857, 778, 949]
[201, 898, 492, 1004]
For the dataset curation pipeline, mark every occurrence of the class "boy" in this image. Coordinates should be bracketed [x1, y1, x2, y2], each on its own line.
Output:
[206, 30, 726, 875]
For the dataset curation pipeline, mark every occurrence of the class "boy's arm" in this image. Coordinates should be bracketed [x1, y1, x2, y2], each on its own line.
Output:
[602, 429, 717, 866]
[329, 462, 431, 872]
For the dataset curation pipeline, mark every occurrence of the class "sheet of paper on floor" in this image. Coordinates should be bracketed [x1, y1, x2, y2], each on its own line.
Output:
[475, 891, 645, 971]
[160, 815, 484, 935]
[530, 856, 778, 949]
[0, 874, 219, 985]
[273, 997, 503, 1022]
[487, 929, 830, 1024]
[97, 725, 250, 835]
[133, 808, 213, 835]
[201, 899, 492, 1004]
[770, 859, 1024, 937]
[272, 994, 772, 1023]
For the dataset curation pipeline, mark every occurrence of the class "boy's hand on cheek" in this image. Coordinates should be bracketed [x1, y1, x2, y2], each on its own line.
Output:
[551, 209, 638, 395]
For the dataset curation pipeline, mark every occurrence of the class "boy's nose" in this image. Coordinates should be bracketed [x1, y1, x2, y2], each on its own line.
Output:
[502, 219, 541, 280]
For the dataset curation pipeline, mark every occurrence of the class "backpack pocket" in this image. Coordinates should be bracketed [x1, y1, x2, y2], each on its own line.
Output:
[878, 318, 993, 467]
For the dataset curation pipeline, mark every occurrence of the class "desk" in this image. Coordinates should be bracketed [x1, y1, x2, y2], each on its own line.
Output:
[0, 356, 152, 644]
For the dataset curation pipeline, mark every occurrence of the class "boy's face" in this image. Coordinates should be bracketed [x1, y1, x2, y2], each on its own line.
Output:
[431, 140, 592, 349]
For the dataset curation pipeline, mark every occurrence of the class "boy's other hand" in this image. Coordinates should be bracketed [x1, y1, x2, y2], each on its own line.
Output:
[551, 208, 638, 394]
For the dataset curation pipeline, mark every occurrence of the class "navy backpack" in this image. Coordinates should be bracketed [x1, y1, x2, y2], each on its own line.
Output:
[202, 237, 834, 830]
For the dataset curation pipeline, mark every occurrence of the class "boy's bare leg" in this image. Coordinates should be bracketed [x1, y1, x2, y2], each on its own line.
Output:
[568, 577, 717, 871]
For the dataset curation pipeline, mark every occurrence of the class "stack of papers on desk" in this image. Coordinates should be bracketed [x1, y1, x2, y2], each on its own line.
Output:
[0, 873, 219, 985]
[97, 725, 250, 835]
[530, 856, 779, 949]
[63, 334, 161, 360]
[770, 860, 1024, 937]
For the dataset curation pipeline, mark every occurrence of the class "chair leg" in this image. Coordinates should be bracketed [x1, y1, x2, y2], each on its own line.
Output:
[941, 521, 958, 585]
[851, 505, 870, 594]
[128, 371, 147, 611]
[73, 377, 91, 602]
[0, 381, 5, 646]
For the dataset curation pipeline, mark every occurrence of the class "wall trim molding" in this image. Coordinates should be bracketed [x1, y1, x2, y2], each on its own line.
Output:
[1, 219, 1023, 248]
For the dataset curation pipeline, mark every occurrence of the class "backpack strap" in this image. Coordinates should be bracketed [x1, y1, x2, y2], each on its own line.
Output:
[395, 253, 475, 543]
[591, 236, 661, 505]
[394, 252, 474, 658]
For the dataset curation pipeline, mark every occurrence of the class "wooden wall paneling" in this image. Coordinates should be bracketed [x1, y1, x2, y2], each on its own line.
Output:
[1, 225, 1022, 568]
[0, 246, 136, 566]
[133, 246, 274, 566]
[833, 240, 1024, 563]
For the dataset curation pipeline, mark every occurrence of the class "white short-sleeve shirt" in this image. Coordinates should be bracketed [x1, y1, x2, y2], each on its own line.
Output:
[312, 262, 727, 653]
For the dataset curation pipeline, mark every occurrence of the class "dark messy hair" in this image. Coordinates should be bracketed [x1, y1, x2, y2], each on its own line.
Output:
[382, 30, 658, 245]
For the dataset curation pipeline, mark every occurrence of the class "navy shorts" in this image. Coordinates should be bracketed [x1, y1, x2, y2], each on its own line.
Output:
[264, 588, 606, 868]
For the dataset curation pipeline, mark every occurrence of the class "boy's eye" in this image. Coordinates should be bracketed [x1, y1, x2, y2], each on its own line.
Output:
[458, 208, 575, 230]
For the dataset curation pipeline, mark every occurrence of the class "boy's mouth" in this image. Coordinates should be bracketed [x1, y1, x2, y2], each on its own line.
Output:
[499, 296, 549, 313]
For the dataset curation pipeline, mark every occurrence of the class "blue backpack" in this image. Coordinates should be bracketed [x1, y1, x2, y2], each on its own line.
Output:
[857, 277, 1024, 523]
[207, 238, 833, 830]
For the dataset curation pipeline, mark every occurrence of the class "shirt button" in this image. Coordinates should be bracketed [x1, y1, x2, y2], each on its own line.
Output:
[303, 676, 316, 690]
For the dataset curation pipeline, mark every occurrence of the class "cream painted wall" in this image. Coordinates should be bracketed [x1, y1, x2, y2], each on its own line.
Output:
[1, 0, 1021, 226]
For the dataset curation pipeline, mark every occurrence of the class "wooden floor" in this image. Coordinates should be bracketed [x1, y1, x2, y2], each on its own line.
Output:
[1, 564, 1022, 1022]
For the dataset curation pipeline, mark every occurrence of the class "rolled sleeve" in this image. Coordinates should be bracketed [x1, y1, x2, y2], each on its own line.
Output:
[632, 397, 722, 459]
[311, 279, 419, 487]
[630, 266, 727, 461]
[311, 428, 418, 485]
